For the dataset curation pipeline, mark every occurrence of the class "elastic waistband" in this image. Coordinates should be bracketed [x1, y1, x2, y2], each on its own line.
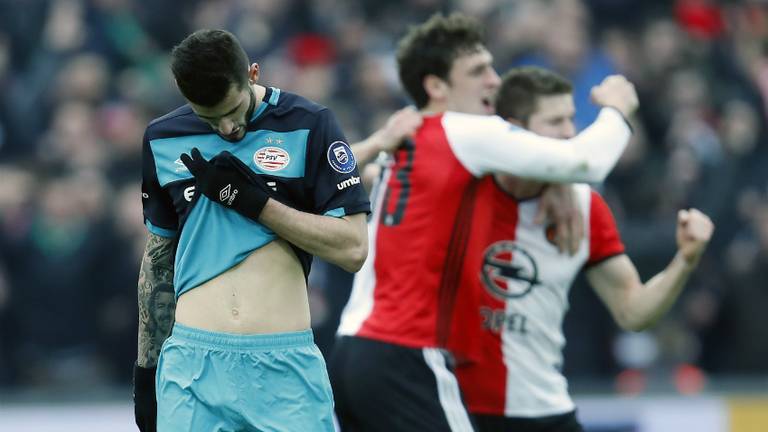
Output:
[170, 323, 314, 351]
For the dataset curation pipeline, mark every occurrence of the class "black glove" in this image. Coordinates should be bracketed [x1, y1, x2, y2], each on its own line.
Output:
[180, 148, 270, 221]
[133, 363, 157, 432]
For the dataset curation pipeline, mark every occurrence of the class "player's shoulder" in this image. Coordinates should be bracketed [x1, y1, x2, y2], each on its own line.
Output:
[145, 104, 209, 140]
[584, 187, 617, 217]
[268, 88, 329, 119]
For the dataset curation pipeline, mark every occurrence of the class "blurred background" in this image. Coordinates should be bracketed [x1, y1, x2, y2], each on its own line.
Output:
[0, 0, 766, 430]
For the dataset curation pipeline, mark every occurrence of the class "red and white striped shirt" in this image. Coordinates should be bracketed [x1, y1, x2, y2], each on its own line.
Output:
[449, 180, 624, 417]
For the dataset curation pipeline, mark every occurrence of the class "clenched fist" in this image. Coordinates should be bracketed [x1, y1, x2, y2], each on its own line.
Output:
[590, 75, 639, 119]
[676, 208, 714, 266]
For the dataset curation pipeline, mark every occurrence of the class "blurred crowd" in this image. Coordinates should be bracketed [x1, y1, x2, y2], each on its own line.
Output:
[0, 0, 766, 393]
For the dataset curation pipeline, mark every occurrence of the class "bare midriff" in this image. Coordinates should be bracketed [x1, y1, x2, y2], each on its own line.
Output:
[175, 239, 310, 334]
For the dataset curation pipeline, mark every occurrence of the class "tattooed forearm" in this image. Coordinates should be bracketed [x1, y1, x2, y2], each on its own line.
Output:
[137, 233, 176, 368]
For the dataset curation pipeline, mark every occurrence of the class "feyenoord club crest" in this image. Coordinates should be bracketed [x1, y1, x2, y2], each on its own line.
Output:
[481, 241, 541, 300]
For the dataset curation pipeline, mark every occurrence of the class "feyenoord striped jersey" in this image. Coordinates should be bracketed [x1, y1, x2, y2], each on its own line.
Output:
[449, 180, 624, 417]
[337, 109, 631, 349]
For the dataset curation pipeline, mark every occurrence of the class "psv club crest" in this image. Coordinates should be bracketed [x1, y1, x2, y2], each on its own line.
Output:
[254, 147, 290, 171]
[481, 241, 541, 300]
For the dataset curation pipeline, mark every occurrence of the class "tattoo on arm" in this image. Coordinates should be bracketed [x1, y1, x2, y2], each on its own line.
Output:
[137, 233, 176, 368]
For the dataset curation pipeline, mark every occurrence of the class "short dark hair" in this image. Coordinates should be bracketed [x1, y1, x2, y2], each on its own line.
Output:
[396, 13, 485, 108]
[170, 29, 250, 107]
[495, 67, 572, 124]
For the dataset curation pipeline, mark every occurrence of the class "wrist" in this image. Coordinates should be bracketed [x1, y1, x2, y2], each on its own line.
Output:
[133, 363, 157, 393]
[602, 106, 634, 133]
[134, 362, 157, 375]
[135, 356, 155, 369]
[674, 250, 699, 271]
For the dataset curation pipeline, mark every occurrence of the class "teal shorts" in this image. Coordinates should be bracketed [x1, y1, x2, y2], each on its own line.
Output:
[156, 323, 335, 432]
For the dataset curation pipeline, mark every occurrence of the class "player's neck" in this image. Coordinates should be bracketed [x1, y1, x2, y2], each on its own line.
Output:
[494, 175, 545, 200]
[251, 83, 267, 105]
[421, 100, 447, 115]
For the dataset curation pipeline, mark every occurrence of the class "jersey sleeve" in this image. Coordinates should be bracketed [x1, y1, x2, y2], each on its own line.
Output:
[442, 108, 631, 183]
[141, 130, 178, 238]
[586, 190, 625, 266]
[306, 109, 371, 217]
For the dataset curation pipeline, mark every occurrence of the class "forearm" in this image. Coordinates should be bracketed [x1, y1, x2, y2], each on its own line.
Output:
[514, 108, 631, 183]
[623, 251, 694, 330]
[137, 233, 176, 368]
[552, 108, 631, 182]
[258, 199, 367, 272]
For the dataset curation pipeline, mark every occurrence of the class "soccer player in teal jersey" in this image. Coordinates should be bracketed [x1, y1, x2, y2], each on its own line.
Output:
[134, 29, 371, 431]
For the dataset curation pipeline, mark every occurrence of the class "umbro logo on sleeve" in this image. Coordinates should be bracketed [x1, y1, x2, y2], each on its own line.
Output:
[337, 176, 361, 190]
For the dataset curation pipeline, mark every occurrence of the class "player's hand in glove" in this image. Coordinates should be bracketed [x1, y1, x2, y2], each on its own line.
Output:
[133, 363, 157, 432]
[180, 148, 270, 221]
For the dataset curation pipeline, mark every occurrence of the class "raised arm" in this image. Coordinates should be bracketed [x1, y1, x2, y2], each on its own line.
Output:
[586, 209, 714, 331]
[446, 75, 638, 183]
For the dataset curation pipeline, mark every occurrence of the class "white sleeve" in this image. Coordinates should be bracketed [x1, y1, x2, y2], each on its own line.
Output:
[442, 108, 632, 183]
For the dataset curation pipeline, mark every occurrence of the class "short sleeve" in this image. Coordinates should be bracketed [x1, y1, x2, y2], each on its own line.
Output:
[141, 130, 178, 237]
[587, 190, 625, 266]
[307, 109, 370, 217]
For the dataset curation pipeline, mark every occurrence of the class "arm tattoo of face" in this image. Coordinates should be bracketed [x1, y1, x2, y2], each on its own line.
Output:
[137, 233, 176, 368]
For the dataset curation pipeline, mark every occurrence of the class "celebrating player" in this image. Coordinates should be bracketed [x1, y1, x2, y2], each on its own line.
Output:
[450, 66, 714, 432]
[331, 13, 639, 431]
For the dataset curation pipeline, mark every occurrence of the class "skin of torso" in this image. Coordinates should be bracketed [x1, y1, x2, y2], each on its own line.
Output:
[175, 238, 310, 334]
[174, 81, 310, 335]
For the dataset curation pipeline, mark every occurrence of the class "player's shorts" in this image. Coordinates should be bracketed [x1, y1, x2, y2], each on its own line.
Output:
[156, 323, 335, 432]
[473, 410, 583, 432]
[329, 335, 475, 432]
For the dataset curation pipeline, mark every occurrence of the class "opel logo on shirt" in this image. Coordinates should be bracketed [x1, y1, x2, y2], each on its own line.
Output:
[481, 241, 540, 300]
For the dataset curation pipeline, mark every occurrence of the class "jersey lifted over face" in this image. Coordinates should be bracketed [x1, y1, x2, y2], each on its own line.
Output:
[141, 87, 370, 298]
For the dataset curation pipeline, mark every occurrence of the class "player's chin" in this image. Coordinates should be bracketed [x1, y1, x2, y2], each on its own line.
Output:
[221, 127, 246, 142]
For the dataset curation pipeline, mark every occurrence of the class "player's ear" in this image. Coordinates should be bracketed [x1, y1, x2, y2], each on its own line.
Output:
[424, 74, 448, 102]
[248, 63, 260, 83]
